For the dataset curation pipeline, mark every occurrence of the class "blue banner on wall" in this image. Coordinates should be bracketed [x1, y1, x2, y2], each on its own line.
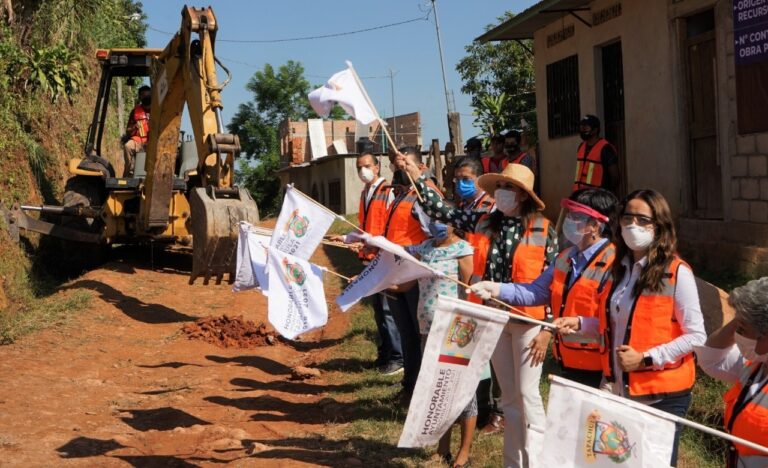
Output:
[734, 0, 768, 64]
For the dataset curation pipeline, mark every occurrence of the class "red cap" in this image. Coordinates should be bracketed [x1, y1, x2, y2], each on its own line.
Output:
[560, 198, 609, 223]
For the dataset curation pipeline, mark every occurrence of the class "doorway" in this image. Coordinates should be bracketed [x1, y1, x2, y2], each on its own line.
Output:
[601, 41, 627, 197]
[684, 10, 722, 219]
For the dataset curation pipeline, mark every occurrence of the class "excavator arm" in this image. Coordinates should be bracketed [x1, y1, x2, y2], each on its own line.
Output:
[142, 6, 258, 283]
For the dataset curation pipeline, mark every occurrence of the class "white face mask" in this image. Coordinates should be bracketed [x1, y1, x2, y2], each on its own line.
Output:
[358, 166, 375, 184]
[563, 217, 586, 246]
[621, 224, 654, 251]
[494, 189, 518, 216]
[735, 332, 768, 363]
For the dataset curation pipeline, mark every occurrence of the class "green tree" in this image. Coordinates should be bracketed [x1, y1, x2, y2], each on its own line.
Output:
[229, 60, 344, 216]
[456, 11, 535, 138]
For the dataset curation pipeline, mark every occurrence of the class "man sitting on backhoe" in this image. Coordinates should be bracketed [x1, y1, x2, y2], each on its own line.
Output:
[122, 85, 151, 177]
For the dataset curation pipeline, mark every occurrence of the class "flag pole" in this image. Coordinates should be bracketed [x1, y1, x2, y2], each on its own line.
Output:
[549, 375, 768, 456]
[345, 61, 425, 203]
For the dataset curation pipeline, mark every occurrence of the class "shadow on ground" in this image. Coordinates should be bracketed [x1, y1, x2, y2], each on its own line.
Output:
[64, 279, 197, 323]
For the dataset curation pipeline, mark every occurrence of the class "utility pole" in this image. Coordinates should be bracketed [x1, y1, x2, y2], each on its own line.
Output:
[388, 68, 398, 146]
[430, 0, 463, 155]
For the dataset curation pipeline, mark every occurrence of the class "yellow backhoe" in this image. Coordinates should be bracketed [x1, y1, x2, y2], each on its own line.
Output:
[2, 6, 259, 284]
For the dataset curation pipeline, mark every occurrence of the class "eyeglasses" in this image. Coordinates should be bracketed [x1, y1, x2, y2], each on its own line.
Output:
[619, 213, 654, 228]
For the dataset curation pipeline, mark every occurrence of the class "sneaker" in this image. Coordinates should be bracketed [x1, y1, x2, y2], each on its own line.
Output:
[379, 361, 404, 376]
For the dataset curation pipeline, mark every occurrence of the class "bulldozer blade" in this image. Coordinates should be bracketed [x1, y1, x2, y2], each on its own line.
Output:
[1, 203, 101, 244]
[189, 187, 260, 285]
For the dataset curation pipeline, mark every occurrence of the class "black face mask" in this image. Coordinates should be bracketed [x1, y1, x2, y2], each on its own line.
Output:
[580, 130, 593, 141]
[505, 144, 519, 154]
[141, 96, 151, 107]
[391, 170, 408, 187]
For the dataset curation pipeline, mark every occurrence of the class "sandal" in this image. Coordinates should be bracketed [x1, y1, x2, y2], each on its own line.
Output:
[452, 459, 471, 468]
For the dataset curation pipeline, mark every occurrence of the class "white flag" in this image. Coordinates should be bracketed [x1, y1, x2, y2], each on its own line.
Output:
[267, 248, 328, 340]
[398, 296, 509, 447]
[233, 222, 271, 295]
[308, 68, 378, 125]
[270, 185, 336, 260]
[543, 376, 677, 467]
[335, 235, 435, 312]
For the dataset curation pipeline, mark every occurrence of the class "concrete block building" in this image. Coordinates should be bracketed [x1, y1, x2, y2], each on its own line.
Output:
[276, 113, 421, 214]
[480, 0, 768, 276]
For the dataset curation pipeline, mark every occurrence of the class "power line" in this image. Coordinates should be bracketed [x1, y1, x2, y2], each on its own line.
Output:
[147, 12, 430, 44]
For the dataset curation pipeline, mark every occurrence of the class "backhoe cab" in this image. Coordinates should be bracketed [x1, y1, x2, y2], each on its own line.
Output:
[2, 6, 259, 284]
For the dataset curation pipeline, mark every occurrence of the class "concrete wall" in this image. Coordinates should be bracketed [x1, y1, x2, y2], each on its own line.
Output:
[534, 0, 683, 220]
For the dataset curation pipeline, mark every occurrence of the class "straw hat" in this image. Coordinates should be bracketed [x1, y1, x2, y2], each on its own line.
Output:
[477, 163, 545, 211]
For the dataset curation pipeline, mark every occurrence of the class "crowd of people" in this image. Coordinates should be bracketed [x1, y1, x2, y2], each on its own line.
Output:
[334, 115, 766, 468]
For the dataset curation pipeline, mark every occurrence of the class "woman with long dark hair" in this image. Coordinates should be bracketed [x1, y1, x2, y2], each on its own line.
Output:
[555, 189, 706, 466]
[396, 154, 557, 468]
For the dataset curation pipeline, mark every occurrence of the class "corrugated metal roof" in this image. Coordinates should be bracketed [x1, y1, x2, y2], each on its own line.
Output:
[476, 0, 591, 42]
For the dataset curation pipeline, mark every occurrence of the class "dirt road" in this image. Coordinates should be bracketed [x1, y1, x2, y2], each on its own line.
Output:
[0, 246, 358, 467]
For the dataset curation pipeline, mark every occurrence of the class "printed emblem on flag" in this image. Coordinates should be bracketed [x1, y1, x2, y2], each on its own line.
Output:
[282, 257, 307, 286]
[437, 316, 478, 366]
[284, 209, 309, 238]
[583, 410, 635, 463]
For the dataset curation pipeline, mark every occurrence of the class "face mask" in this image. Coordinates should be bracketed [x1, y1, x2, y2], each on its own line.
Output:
[455, 179, 477, 200]
[621, 224, 654, 251]
[735, 332, 768, 363]
[505, 144, 520, 154]
[494, 189, 518, 216]
[563, 217, 586, 246]
[428, 222, 448, 240]
[580, 131, 593, 141]
[358, 167, 375, 184]
[141, 96, 151, 107]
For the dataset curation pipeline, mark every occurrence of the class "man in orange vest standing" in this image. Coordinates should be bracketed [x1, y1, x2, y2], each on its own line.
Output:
[385, 146, 441, 400]
[481, 131, 534, 174]
[347, 152, 403, 376]
[573, 115, 620, 196]
[123, 85, 151, 177]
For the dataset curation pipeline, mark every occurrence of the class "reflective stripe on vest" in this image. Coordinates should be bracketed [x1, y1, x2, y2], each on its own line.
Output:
[358, 182, 391, 260]
[599, 257, 696, 400]
[468, 215, 550, 318]
[573, 139, 611, 192]
[550, 242, 615, 371]
[128, 105, 150, 144]
[723, 363, 768, 460]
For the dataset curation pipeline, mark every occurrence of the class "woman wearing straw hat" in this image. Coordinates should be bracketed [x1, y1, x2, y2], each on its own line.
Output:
[396, 155, 557, 468]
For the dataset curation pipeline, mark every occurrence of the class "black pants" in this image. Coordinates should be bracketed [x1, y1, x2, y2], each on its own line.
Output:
[388, 287, 421, 393]
[649, 392, 693, 467]
[371, 294, 402, 366]
[476, 363, 503, 426]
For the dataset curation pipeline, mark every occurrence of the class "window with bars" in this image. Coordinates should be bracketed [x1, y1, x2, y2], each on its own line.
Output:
[328, 179, 342, 214]
[546, 55, 581, 139]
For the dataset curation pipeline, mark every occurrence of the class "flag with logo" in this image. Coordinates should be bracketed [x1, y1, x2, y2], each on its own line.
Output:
[308, 66, 378, 125]
[336, 235, 435, 312]
[542, 376, 677, 467]
[267, 247, 328, 340]
[233, 222, 271, 294]
[270, 185, 336, 260]
[398, 296, 509, 447]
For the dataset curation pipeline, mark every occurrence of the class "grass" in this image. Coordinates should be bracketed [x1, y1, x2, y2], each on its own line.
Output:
[314, 245, 759, 467]
[0, 290, 91, 344]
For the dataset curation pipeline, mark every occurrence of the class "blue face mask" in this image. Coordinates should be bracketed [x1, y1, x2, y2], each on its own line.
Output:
[455, 178, 477, 200]
[428, 222, 449, 240]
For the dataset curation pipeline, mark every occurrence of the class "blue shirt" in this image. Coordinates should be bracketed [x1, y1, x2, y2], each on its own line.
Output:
[498, 238, 610, 306]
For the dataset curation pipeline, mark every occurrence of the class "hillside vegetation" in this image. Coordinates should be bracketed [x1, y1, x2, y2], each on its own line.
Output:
[0, 0, 145, 327]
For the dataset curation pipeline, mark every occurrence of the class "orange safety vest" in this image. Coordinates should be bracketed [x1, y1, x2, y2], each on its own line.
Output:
[481, 152, 529, 174]
[128, 104, 150, 144]
[358, 181, 391, 261]
[384, 181, 442, 247]
[723, 363, 768, 466]
[573, 139, 614, 192]
[459, 192, 495, 304]
[599, 256, 696, 400]
[469, 214, 550, 319]
[550, 242, 615, 371]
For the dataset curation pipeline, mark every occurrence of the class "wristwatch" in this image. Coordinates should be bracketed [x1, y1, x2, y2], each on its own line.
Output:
[642, 354, 653, 369]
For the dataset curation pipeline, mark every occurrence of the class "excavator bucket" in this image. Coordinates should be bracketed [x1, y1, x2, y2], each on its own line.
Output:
[189, 187, 260, 285]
